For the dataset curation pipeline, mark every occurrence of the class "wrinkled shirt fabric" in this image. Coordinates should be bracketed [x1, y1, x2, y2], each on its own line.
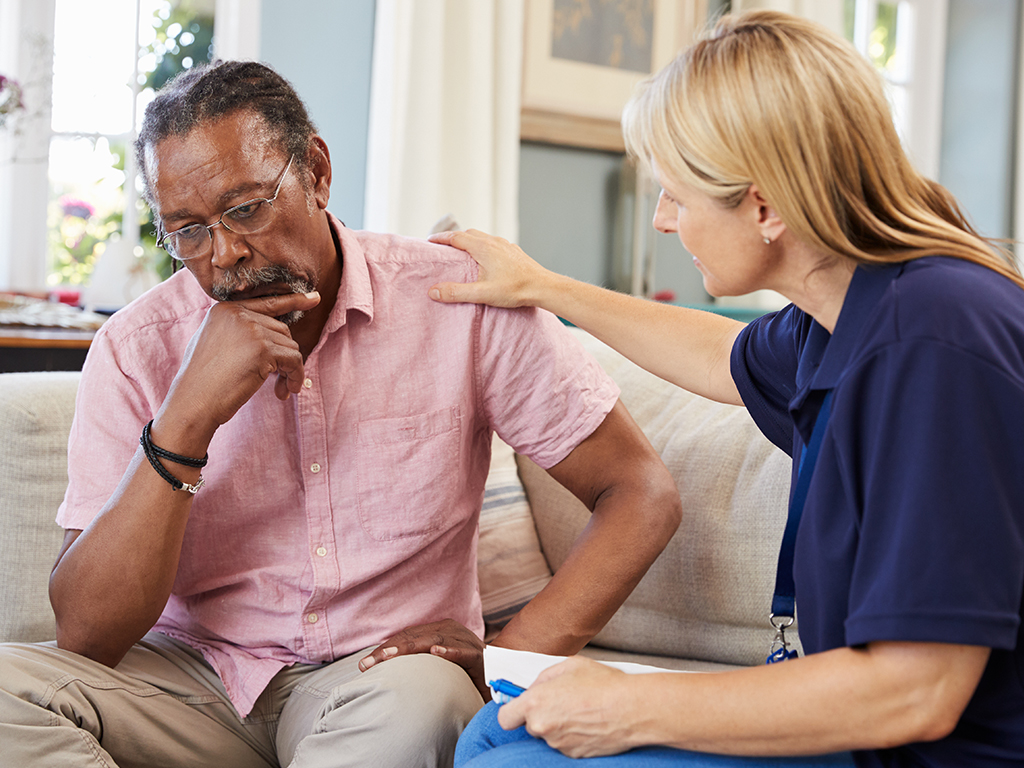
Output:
[58, 215, 619, 716]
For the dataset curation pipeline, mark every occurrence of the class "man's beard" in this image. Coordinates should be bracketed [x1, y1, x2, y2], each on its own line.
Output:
[213, 264, 314, 326]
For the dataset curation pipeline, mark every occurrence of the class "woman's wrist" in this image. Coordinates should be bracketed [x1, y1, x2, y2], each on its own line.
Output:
[530, 270, 576, 314]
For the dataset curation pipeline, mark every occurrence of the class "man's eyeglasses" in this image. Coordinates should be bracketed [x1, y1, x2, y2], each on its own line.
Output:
[157, 154, 295, 261]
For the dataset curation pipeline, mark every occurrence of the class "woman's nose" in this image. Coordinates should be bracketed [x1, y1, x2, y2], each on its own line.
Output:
[652, 192, 677, 234]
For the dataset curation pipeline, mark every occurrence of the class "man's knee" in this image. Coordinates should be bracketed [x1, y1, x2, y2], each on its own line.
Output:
[286, 653, 484, 768]
[335, 652, 483, 744]
[0, 641, 65, 703]
[375, 653, 481, 700]
[0, 641, 105, 762]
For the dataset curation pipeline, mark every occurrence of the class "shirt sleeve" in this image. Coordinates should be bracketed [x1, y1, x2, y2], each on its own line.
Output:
[730, 304, 809, 456]
[55, 304, 202, 531]
[837, 340, 1024, 650]
[56, 324, 155, 530]
[474, 307, 620, 469]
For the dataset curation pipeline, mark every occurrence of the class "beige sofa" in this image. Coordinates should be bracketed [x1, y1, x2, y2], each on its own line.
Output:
[0, 329, 795, 672]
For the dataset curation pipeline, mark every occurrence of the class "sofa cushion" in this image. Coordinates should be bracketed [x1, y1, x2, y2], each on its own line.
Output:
[0, 371, 79, 643]
[519, 329, 795, 667]
[478, 433, 553, 639]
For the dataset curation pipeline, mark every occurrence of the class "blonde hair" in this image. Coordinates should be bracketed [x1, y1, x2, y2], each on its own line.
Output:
[622, 10, 1024, 289]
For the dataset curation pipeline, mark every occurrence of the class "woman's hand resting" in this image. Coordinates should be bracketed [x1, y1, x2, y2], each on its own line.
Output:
[496, 656, 644, 759]
[428, 229, 552, 309]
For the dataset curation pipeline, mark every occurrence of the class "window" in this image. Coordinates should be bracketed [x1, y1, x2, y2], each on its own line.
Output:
[843, 0, 948, 179]
[47, 0, 214, 294]
[846, 0, 910, 136]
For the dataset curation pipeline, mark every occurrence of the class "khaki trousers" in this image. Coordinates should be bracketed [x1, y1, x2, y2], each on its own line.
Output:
[0, 632, 483, 768]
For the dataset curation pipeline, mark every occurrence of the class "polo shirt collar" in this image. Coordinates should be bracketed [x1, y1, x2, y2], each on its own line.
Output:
[324, 212, 374, 334]
[792, 261, 903, 404]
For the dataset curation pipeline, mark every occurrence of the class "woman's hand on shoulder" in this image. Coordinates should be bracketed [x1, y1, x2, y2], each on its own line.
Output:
[428, 229, 551, 309]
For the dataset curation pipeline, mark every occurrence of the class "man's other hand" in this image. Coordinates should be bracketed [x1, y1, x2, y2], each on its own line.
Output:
[358, 619, 488, 700]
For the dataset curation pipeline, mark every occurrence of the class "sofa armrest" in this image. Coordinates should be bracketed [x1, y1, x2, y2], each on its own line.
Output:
[0, 371, 80, 643]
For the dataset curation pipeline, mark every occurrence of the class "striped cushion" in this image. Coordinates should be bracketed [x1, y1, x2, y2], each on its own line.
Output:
[477, 433, 552, 638]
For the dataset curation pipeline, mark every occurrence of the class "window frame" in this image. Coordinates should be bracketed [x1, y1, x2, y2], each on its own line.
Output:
[0, 0, 260, 296]
[848, 0, 949, 180]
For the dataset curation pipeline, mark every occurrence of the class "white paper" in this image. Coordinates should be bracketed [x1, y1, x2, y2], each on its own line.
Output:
[484, 645, 686, 690]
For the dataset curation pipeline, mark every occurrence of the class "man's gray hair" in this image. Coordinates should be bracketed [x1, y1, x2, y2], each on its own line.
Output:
[135, 60, 318, 204]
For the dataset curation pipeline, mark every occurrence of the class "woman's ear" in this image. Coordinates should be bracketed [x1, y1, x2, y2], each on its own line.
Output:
[308, 136, 332, 210]
[748, 184, 786, 243]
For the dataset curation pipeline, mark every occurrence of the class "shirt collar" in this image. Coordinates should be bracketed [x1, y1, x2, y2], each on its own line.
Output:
[792, 261, 903, 404]
[324, 212, 374, 334]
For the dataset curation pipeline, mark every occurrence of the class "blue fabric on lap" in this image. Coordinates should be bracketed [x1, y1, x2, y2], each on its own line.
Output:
[456, 702, 855, 768]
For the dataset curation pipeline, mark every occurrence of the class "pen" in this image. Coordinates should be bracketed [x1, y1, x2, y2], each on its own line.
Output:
[488, 678, 526, 704]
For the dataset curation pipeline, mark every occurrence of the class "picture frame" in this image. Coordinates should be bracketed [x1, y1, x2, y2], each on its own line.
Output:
[521, 0, 707, 152]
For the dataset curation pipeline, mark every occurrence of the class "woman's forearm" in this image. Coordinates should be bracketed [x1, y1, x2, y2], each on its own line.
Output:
[535, 272, 745, 404]
[429, 229, 745, 404]
[626, 643, 989, 756]
[499, 642, 989, 759]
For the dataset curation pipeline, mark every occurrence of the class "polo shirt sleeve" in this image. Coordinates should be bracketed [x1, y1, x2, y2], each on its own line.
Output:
[473, 306, 620, 470]
[730, 304, 808, 455]
[837, 340, 1024, 651]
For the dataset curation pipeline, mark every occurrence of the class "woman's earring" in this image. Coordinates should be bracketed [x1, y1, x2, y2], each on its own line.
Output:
[763, 237, 771, 245]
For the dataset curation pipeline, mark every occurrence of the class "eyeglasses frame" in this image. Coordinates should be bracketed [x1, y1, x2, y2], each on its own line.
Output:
[157, 154, 296, 261]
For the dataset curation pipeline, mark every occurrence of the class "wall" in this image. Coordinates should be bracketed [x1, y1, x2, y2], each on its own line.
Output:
[254, 0, 1021, 293]
[518, 145, 710, 305]
[940, 0, 1020, 240]
[259, 0, 375, 229]
[518, 143, 619, 289]
[256, 0, 711, 304]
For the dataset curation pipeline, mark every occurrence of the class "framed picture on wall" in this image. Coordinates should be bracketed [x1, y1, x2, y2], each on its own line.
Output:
[521, 0, 707, 152]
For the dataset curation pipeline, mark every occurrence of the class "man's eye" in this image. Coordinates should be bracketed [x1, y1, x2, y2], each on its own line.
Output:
[177, 224, 207, 241]
[228, 200, 264, 219]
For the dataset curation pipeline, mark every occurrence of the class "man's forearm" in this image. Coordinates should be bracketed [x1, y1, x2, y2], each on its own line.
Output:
[492, 462, 681, 654]
[49, 447, 197, 667]
[49, 299, 304, 666]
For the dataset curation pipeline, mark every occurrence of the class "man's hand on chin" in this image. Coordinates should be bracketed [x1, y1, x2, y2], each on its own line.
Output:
[158, 291, 322, 448]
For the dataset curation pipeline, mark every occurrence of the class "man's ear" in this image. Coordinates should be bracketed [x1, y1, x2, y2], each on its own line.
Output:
[748, 184, 786, 243]
[308, 136, 332, 210]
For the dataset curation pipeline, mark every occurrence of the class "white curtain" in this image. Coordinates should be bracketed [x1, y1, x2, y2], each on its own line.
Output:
[213, 0, 261, 61]
[0, 0, 54, 292]
[364, 0, 523, 242]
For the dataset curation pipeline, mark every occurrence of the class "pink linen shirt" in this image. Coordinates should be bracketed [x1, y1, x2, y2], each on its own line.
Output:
[57, 215, 619, 716]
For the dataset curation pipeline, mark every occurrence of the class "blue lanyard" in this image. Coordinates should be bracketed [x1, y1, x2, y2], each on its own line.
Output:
[767, 389, 834, 663]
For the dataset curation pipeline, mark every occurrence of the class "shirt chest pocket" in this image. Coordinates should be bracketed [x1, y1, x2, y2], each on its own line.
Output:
[355, 406, 463, 541]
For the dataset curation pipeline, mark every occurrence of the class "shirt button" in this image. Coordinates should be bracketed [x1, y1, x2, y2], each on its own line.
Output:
[303, 378, 312, 389]
[310, 463, 321, 474]
[307, 613, 319, 624]
[316, 546, 328, 557]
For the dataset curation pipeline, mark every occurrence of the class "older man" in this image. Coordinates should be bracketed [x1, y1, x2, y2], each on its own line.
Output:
[0, 61, 680, 767]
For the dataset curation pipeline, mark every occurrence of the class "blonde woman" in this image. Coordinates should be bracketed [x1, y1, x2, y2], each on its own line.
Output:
[428, 10, 1024, 768]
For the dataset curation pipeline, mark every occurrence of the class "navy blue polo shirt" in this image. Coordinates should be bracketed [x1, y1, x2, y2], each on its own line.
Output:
[731, 257, 1024, 767]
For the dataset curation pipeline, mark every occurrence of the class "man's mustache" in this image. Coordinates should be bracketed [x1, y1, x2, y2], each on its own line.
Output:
[213, 265, 313, 301]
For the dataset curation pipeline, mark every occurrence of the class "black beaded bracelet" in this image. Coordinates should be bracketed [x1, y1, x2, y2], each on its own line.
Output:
[140, 420, 207, 494]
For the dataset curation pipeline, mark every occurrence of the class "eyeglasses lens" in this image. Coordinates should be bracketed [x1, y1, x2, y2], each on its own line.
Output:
[160, 154, 293, 261]
[164, 199, 275, 261]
